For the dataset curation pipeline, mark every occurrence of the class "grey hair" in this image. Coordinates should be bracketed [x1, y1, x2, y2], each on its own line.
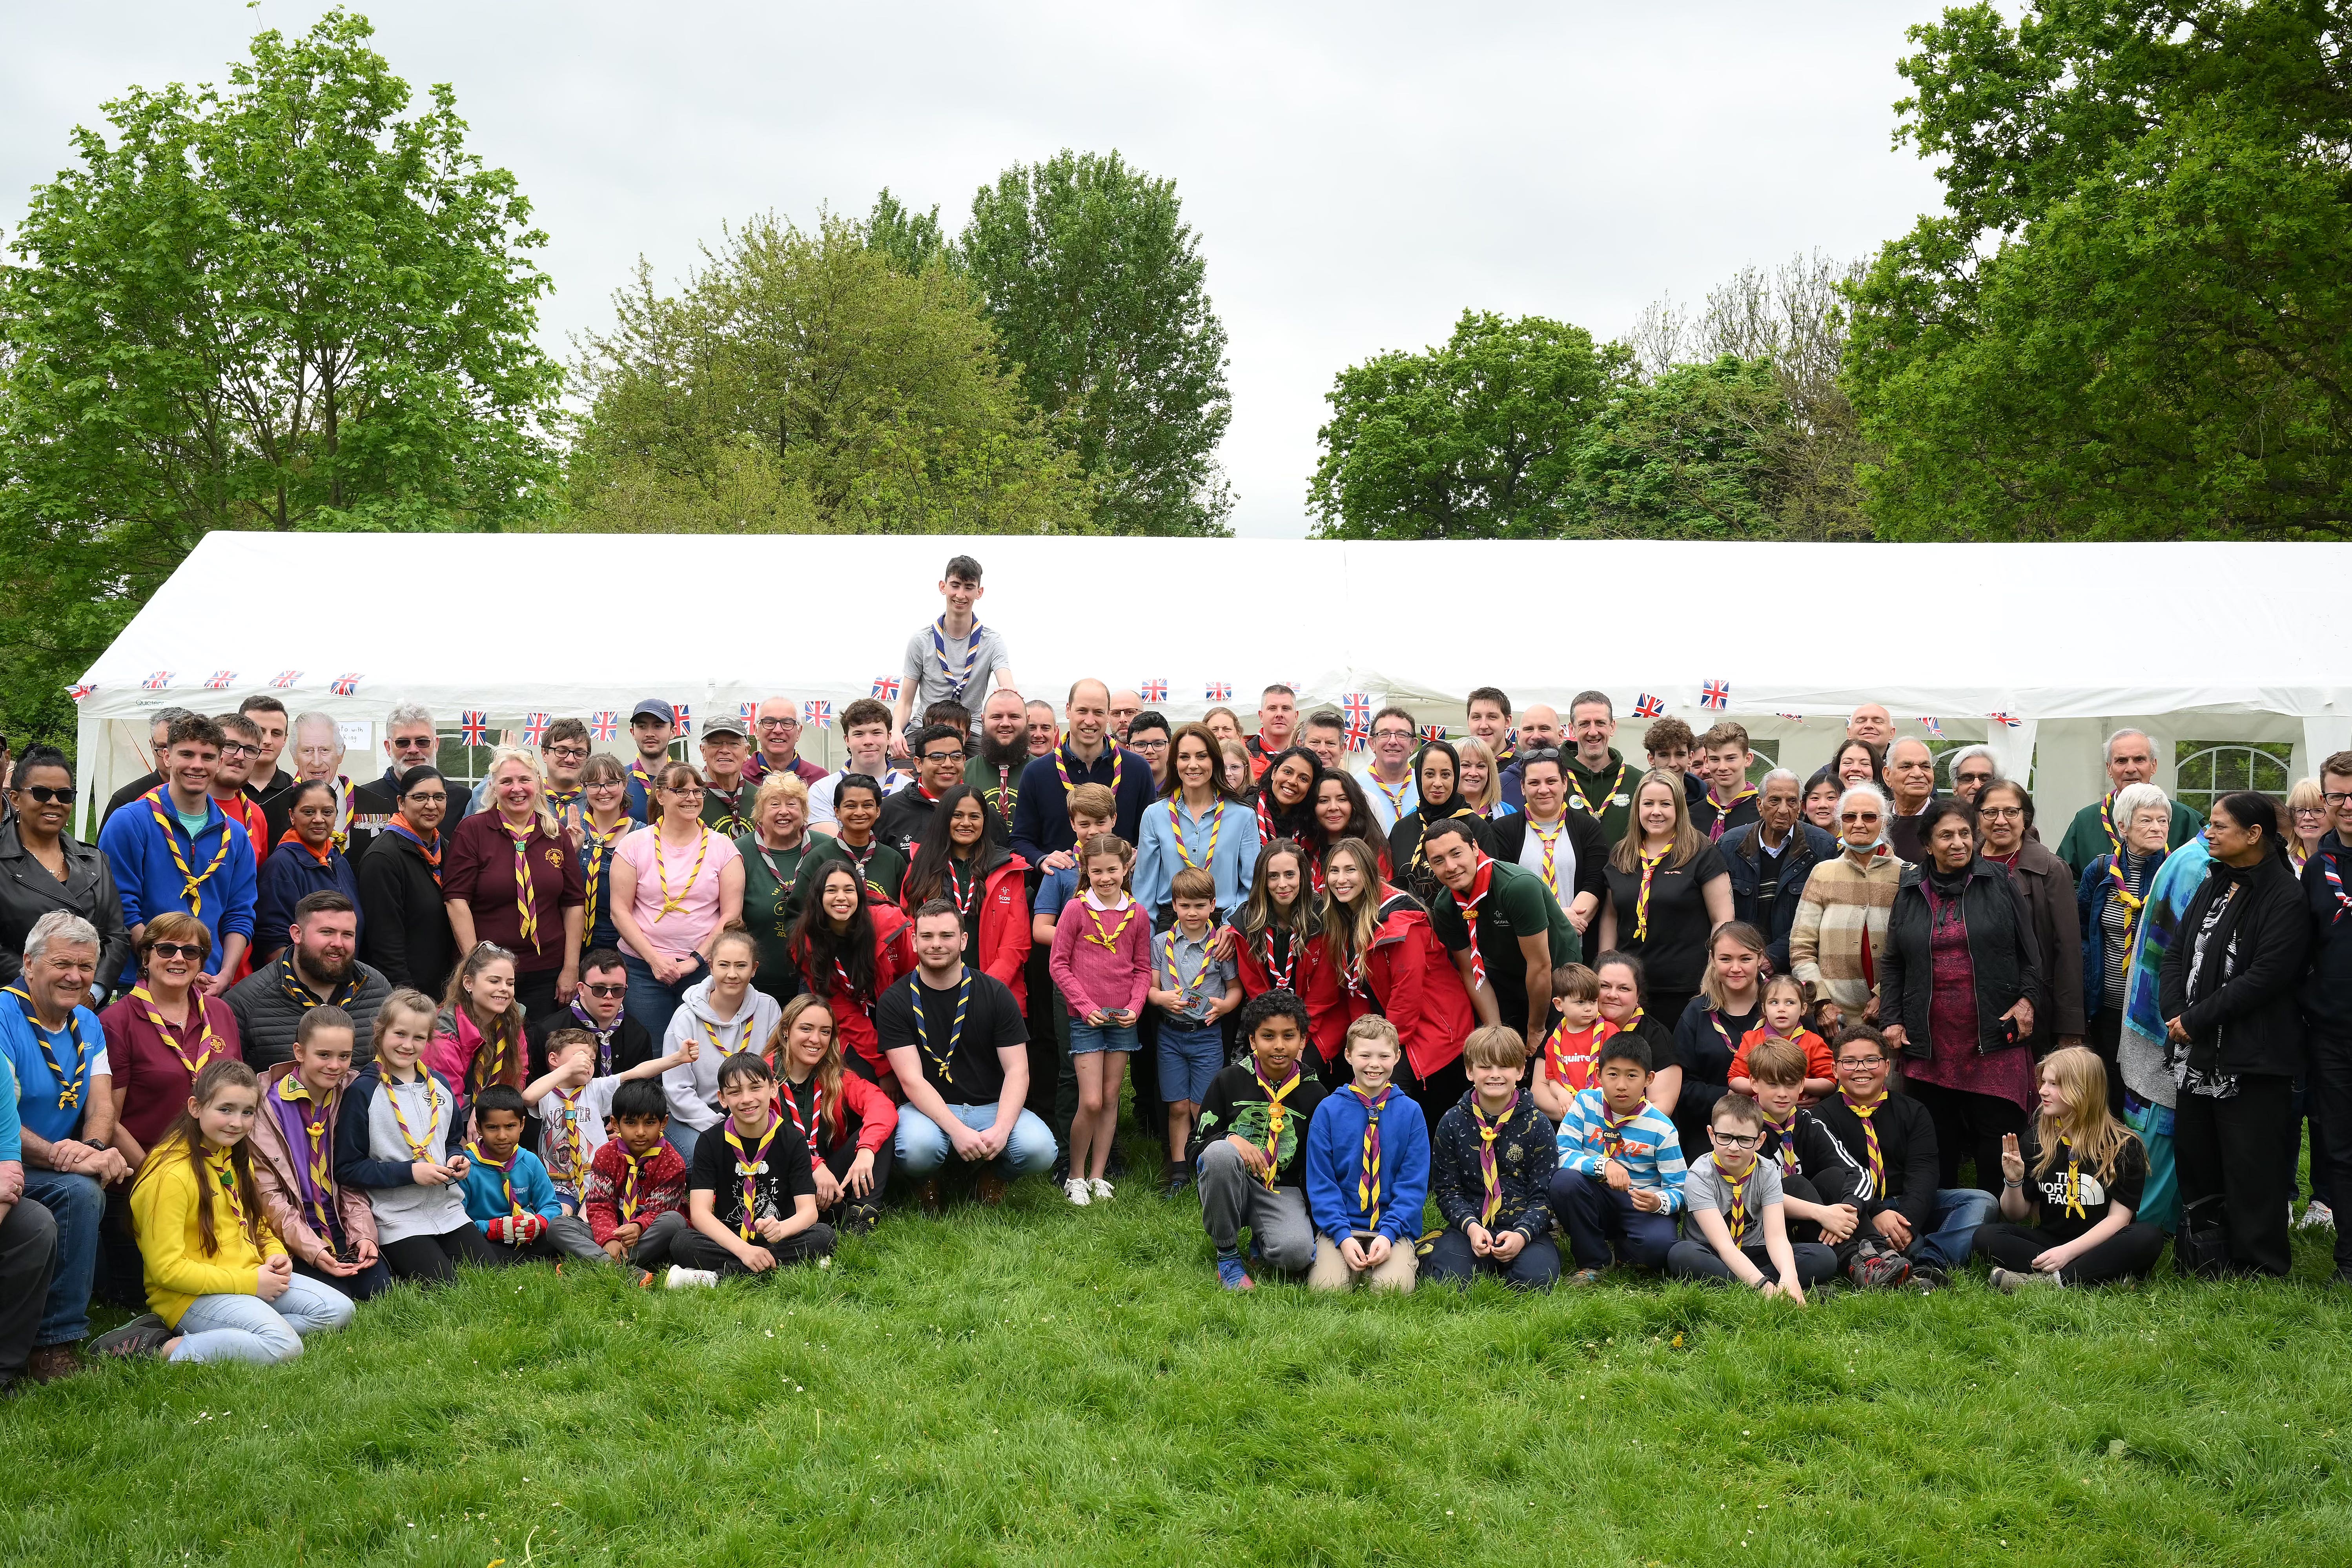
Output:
[149, 707, 194, 730]
[384, 702, 435, 732]
[1947, 744, 2001, 780]
[2112, 781, 2171, 830]
[292, 711, 343, 752]
[1758, 768, 1802, 794]
[2104, 728, 2154, 761]
[23, 910, 99, 965]
[1835, 783, 1890, 847]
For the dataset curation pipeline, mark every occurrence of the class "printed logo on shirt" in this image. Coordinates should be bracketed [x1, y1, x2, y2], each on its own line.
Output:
[2036, 1171, 2108, 1208]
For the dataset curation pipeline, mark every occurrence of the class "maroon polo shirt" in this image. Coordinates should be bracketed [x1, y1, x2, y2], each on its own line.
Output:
[99, 992, 246, 1150]
[443, 812, 586, 974]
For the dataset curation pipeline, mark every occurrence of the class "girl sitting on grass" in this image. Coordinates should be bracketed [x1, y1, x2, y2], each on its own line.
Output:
[93, 1059, 356, 1364]
[1975, 1045, 2164, 1290]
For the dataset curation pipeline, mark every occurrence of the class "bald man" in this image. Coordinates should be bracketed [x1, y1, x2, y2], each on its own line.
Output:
[1884, 737, 1938, 863]
[1499, 703, 1563, 812]
[967, 688, 1032, 835]
[1008, 678, 1154, 873]
[1848, 705, 1894, 748]
[742, 695, 827, 787]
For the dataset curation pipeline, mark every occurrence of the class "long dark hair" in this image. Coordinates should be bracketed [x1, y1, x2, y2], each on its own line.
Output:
[1235, 838, 1320, 945]
[2215, 790, 2290, 861]
[903, 784, 996, 906]
[1254, 746, 1323, 840]
[132, 1058, 266, 1258]
[1308, 771, 1380, 857]
[791, 861, 878, 1000]
[1831, 738, 1885, 792]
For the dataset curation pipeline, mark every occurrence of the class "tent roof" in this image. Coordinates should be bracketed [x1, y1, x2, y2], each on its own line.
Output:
[72, 532, 2352, 723]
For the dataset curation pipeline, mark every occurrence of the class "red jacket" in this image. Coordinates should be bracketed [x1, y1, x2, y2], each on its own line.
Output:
[901, 846, 1031, 1009]
[1229, 920, 1328, 1003]
[1306, 891, 1476, 1081]
[775, 1068, 898, 1158]
[793, 904, 913, 1078]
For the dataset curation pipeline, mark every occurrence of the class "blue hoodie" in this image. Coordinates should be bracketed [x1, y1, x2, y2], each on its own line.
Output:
[1305, 1084, 1431, 1245]
[459, 1143, 565, 1230]
[97, 789, 256, 975]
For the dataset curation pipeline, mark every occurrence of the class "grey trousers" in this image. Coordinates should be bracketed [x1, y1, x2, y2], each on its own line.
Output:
[495, 1213, 613, 1266]
[623, 1209, 691, 1268]
[1195, 1141, 1315, 1274]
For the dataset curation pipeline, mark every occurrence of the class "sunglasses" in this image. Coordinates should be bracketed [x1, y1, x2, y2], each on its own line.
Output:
[148, 941, 206, 961]
[583, 982, 626, 998]
[19, 785, 73, 805]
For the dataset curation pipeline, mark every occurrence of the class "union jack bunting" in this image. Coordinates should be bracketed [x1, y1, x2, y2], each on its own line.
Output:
[141, 672, 173, 691]
[1774, 713, 1808, 724]
[1342, 692, 1372, 724]
[522, 712, 551, 745]
[1205, 681, 1232, 703]
[1632, 693, 1665, 719]
[739, 701, 757, 723]
[330, 673, 362, 697]
[1701, 679, 1731, 711]
[1140, 679, 1168, 704]
[871, 676, 900, 700]
[66, 684, 95, 702]
[459, 711, 489, 746]
[1421, 724, 1448, 743]
[803, 700, 833, 729]
[1988, 712, 2022, 728]
[590, 710, 619, 741]
[268, 670, 301, 689]
[203, 671, 235, 691]
[1345, 719, 1370, 751]
[673, 703, 692, 736]
[1920, 716, 1947, 739]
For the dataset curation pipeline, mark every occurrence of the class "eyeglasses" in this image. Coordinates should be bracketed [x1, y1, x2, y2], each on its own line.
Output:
[1839, 1056, 1886, 1068]
[1979, 806, 2022, 820]
[2324, 791, 2352, 807]
[1129, 738, 1168, 752]
[583, 982, 626, 998]
[148, 941, 206, 961]
[1373, 729, 1414, 742]
[2294, 806, 2328, 818]
[18, 785, 73, 805]
[217, 743, 257, 759]
[546, 745, 588, 762]
[665, 785, 706, 798]
[757, 717, 799, 730]
[403, 791, 448, 807]
[1709, 1129, 1761, 1149]
[920, 750, 966, 764]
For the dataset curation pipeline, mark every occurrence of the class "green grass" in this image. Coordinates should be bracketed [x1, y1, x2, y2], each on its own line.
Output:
[7, 1148, 2352, 1567]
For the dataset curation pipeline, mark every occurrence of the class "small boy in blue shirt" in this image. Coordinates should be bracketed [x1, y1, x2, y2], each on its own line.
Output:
[460, 1085, 610, 1266]
[1547, 1032, 1687, 1282]
[1305, 1017, 1429, 1293]
[1146, 867, 1242, 1197]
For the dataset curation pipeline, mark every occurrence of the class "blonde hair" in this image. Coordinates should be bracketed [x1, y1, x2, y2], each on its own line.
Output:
[484, 746, 562, 839]
[1343, 1015, 1400, 1055]
[752, 771, 811, 825]
[2032, 1045, 2137, 1186]
[1316, 838, 1388, 988]
[1462, 1024, 1527, 1071]
[1454, 738, 1501, 812]
[1608, 769, 1704, 873]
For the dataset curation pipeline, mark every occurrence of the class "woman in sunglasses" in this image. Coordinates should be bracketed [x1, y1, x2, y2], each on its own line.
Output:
[0, 743, 133, 996]
[98, 914, 243, 1180]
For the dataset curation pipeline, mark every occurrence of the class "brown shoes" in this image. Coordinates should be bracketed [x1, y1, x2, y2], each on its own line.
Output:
[26, 1343, 80, 1384]
[976, 1173, 1008, 1207]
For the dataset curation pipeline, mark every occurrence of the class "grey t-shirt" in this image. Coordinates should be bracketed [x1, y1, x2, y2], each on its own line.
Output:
[1682, 1151, 1783, 1236]
[902, 621, 1011, 712]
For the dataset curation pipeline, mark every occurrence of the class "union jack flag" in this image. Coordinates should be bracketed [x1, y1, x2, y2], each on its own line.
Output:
[1988, 712, 2022, 728]
[1345, 720, 1370, 751]
[1920, 716, 1947, 739]
[1421, 724, 1448, 743]
[1342, 692, 1372, 724]
[802, 700, 833, 729]
[66, 684, 95, 703]
[590, 710, 619, 741]
[871, 676, 900, 701]
[1700, 679, 1731, 711]
[1140, 679, 1168, 705]
[202, 670, 235, 691]
[522, 712, 551, 746]
[1633, 692, 1665, 719]
[737, 701, 756, 723]
[673, 703, 692, 736]
[1205, 681, 1232, 703]
[268, 670, 301, 690]
[141, 671, 173, 691]
[459, 710, 488, 747]
[330, 673, 361, 697]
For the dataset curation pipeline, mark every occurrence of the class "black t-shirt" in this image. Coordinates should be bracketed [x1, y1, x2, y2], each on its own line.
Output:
[1427, 860, 1580, 1022]
[1603, 841, 1729, 992]
[688, 1112, 818, 1233]
[1623, 1014, 1682, 1076]
[874, 968, 1028, 1106]
[2021, 1129, 2147, 1242]
[1673, 996, 1757, 1087]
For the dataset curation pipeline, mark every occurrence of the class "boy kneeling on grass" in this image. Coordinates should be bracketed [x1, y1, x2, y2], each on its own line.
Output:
[1427, 1025, 1560, 1289]
[582, 1077, 692, 1282]
[670, 1051, 835, 1286]
[1547, 1032, 1685, 1284]
[1190, 989, 1326, 1291]
[1305, 1017, 1428, 1294]
[1667, 1091, 1836, 1301]
[459, 1085, 613, 1267]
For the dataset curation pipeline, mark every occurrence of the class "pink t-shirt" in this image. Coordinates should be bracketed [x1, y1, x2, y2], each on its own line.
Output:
[616, 824, 740, 961]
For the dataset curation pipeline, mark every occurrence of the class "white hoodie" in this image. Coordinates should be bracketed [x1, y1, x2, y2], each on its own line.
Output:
[660, 975, 783, 1131]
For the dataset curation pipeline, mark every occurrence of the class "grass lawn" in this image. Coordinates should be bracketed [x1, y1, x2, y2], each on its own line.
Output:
[7, 1142, 2352, 1568]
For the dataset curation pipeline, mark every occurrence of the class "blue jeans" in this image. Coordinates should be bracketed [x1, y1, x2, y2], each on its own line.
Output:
[1068, 1020, 1138, 1056]
[895, 1104, 1059, 1181]
[623, 952, 705, 1040]
[665, 1116, 712, 1166]
[1916, 1187, 2000, 1269]
[169, 1273, 355, 1364]
[20, 1169, 102, 1348]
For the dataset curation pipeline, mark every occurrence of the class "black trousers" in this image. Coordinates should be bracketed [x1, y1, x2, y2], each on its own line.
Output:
[380, 1222, 514, 1284]
[2174, 1073, 2295, 1278]
[818, 1137, 894, 1221]
[1398, 1051, 1470, 1149]
[1972, 1220, 2164, 1285]
[1904, 1078, 2027, 1194]
[2312, 1030, 2352, 1269]
[98, 1186, 148, 1311]
[2088, 1009, 2127, 1115]
[671, 1222, 838, 1275]
[291, 1254, 395, 1302]
[516, 967, 562, 1028]
[0, 1198, 57, 1389]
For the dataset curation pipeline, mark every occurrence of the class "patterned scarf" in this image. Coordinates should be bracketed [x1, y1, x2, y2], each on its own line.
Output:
[1449, 858, 1497, 989]
[130, 986, 226, 1078]
[724, 1114, 782, 1240]
[1350, 1084, 1392, 1229]
[5, 988, 89, 1110]
[383, 812, 442, 887]
[1717, 1155, 1754, 1244]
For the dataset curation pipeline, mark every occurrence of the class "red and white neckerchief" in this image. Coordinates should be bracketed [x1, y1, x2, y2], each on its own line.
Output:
[1256, 925, 1300, 993]
[2323, 847, 2352, 925]
[1449, 856, 1498, 989]
[782, 1074, 826, 1162]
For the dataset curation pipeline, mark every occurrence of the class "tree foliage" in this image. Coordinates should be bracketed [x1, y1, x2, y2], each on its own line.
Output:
[1845, 0, 2352, 539]
[962, 150, 1233, 536]
[561, 214, 1091, 536]
[1564, 357, 1793, 538]
[0, 7, 561, 741]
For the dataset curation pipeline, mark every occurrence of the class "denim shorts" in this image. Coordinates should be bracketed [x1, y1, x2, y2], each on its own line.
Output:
[1157, 1022, 1224, 1106]
[1068, 1019, 1139, 1056]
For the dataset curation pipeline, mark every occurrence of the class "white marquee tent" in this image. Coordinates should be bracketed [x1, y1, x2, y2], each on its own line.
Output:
[68, 532, 2352, 836]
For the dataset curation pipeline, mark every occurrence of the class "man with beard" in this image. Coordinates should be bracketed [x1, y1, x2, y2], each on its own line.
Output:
[1108, 690, 1143, 745]
[966, 690, 1033, 838]
[224, 891, 391, 1069]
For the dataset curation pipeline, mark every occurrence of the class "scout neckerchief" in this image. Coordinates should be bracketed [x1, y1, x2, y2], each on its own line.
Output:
[1762, 1108, 1802, 1178]
[1257, 924, 1299, 993]
[945, 854, 980, 921]
[704, 780, 747, 837]
[1368, 771, 1412, 823]
[2099, 791, 2124, 864]
[916, 966, 972, 1087]
[652, 825, 712, 919]
[1597, 1099, 1644, 1160]
[1350, 1084, 1392, 1230]
[1252, 1060, 1304, 1190]
[1169, 797, 1225, 872]
[502, 819, 542, 953]
[5, 987, 89, 1111]
[1054, 739, 1121, 800]
[275, 826, 334, 868]
[1470, 1092, 1512, 1227]
[383, 812, 442, 887]
[272, 1072, 337, 1240]
[1448, 857, 1498, 989]
[617, 1141, 662, 1223]
[1632, 843, 1670, 940]
[1159, 929, 1209, 1016]
[1567, 758, 1631, 822]
[1542, 1016, 1615, 1088]
[2323, 845, 2352, 925]
[549, 1079, 589, 1193]
[130, 985, 227, 1078]
[981, 761, 1018, 832]
[2107, 846, 2152, 945]
[282, 960, 360, 1017]
[379, 1065, 442, 1161]
[750, 836, 801, 902]
[144, 789, 232, 919]
[781, 1073, 827, 1162]
[1529, 813, 1570, 901]
[459, 1009, 518, 1096]
[1082, 891, 1139, 951]
[545, 784, 583, 834]
[696, 998, 756, 1061]
[580, 816, 628, 942]
[1841, 1086, 1886, 1190]
[1707, 784, 1758, 842]
[2062, 1142, 2087, 1219]
[568, 996, 620, 1073]
[628, 758, 661, 807]
[931, 613, 986, 702]
[327, 774, 354, 851]
[724, 1112, 783, 1240]
[204, 1145, 262, 1252]
[838, 831, 886, 897]
[465, 1140, 530, 1219]
[1717, 1154, 1755, 1244]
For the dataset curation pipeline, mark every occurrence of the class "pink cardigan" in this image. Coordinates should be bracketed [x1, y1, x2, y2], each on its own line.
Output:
[1049, 897, 1153, 1020]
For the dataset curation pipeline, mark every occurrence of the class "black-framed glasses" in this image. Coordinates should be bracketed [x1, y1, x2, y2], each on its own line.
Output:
[19, 785, 73, 805]
[1709, 1128, 1761, 1149]
[757, 716, 799, 730]
[1838, 1055, 1887, 1069]
[546, 745, 588, 762]
[2325, 791, 2352, 807]
[217, 743, 257, 759]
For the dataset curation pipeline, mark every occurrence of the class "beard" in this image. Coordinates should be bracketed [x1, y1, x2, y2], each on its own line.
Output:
[980, 732, 1028, 771]
[298, 945, 353, 986]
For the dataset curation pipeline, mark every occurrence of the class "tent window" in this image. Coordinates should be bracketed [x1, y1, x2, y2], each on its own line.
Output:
[1744, 738, 1778, 787]
[2175, 742, 2292, 818]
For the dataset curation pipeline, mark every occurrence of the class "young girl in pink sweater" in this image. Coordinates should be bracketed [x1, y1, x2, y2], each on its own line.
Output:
[1050, 833, 1151, 1205]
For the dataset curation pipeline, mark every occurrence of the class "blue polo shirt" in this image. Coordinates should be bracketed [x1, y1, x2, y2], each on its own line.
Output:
[0, 992, 109, 1145]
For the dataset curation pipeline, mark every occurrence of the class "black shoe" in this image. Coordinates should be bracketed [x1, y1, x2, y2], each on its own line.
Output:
[1909, 1262, 1951, 1291]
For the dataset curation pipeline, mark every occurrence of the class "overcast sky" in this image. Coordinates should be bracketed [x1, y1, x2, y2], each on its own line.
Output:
[2, 2, 1956, 537]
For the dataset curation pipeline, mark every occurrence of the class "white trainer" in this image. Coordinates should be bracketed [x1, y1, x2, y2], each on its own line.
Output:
[1064, 1177, 1092, 1206]
[1089, 1177, 1115, 1202]
[665, 1267, 720, 1289]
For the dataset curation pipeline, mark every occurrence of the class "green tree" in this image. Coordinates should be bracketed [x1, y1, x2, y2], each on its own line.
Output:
[560, 214, 1091, 536]
[1307, 311, 1632, 539]
[962, 150, 1233, 536]
[1845, 0, 2352, 539]
[864, 188, 956, 277]
[0, 8, 561, 743]
[1564, 356, 1792, 538]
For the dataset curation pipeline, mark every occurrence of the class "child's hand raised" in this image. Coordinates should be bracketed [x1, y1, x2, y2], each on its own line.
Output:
[1999, 1132, 2026, 1186]
[680, 1039, 701, 1063]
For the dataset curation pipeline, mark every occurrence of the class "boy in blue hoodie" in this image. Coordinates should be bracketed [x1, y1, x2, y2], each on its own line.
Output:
[459, 1086, 610, 1266]
[1305, 1017, 1430, 1293]
[96, 714, 257, 984]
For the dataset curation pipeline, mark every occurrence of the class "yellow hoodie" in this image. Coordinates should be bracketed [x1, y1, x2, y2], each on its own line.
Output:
[128, 1138, 288, 1328]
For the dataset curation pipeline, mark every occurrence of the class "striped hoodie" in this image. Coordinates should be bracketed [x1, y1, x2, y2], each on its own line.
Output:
[1554, 1088, 1688, 1214]
[1787, 843, 1905, 1012]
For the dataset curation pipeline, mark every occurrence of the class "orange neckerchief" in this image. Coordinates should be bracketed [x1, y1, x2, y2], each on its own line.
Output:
[276, 827, 334, 868]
